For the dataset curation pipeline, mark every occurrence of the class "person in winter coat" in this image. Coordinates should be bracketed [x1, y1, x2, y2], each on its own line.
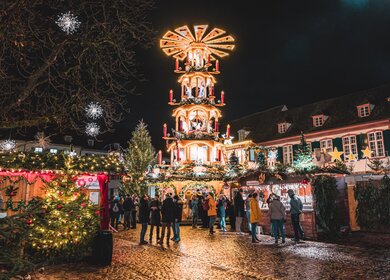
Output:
[122, 195, 134, 230]
[249, 193, 263, 243]
[288, 189, 305, 242]
[149, 194, 161, 243]
[191, 195, 199, 228]
[217, 195, 227, 232]
[110, 196, 123, 230]
[234, 189, 245, 234]
[130, 195, 138, 229]
[171, 195, 183, 242]
[226, 198, 235, 231]
[269, 195, 286, 244]
[158, 193, 175, 246]
[245, 193, 253, 233]
[138, 194, 150, 245]
[207, 193, 217, 235]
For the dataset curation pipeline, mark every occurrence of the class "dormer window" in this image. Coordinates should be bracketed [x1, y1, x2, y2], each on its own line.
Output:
[278, 122, 290, 134]
[312, 115, 327, 127]
[357, 104, 371, 117]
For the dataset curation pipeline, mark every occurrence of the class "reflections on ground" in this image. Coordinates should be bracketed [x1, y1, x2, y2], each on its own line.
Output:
[36, 226, 390, 280]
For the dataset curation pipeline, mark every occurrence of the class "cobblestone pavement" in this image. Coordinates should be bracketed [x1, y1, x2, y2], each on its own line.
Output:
[34, 226, 390, 280]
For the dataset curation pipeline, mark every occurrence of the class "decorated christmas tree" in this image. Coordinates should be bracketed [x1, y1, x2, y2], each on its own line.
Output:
[28, 163, 99, 261]
[293, 132, 315, 172]
[123, 120, 156, 196]
[257, 151, 267, 171]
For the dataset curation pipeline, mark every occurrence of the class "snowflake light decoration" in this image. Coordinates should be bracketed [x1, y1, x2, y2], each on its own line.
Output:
[56, 12, 81, 35]
[1, 139, 16, 151]
[85, 123, 100, 137]
[85, 102, 103, 120]
[35, 132, 52, 148]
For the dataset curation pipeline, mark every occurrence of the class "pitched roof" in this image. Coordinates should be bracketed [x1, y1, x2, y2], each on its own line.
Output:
[229, 84, 390, 143]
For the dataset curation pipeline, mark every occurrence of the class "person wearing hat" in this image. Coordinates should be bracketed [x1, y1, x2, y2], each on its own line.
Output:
[234, 188, 245, 234]
[287, 189, 305, 242]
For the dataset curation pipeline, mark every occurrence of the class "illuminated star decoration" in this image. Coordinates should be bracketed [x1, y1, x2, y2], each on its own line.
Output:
[329, 147, 344, 162]
[85, 102, 103, 120]
[85, 123, 100, 137]
[35, 132, 52, 148]
[0, 139, 16, 151]
[346, 153, 357, 161]
[361, 147, 372, 159]
[55, 12, 81, 35]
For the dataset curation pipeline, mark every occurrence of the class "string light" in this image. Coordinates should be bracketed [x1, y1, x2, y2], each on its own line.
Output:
[1, 139, 16, 151]
[85, 123, 100, 137]
[85, 102, 103, 120]
[55, 12, 81, 35]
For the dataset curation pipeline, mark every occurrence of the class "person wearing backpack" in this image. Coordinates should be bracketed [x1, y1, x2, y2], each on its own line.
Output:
[110, 196, 122, 230]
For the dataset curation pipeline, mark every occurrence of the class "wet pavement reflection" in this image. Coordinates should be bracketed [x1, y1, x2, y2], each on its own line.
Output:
[36, 226, 390, 279]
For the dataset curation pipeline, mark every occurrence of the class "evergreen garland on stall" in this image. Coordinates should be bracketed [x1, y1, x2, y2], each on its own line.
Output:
[312, 175, 340, 238]
[355, 175, 390, 230]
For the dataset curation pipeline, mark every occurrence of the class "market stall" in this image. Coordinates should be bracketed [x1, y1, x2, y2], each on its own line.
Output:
[237, 177, 317, 239]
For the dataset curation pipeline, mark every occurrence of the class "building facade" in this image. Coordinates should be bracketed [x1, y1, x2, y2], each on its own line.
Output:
[229, 85, 390, 173]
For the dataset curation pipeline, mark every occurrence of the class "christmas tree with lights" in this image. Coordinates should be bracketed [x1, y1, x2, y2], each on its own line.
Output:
[123, 120, 155, 196]
[28, 160, 99, 261]
[293, 132, 315, 172]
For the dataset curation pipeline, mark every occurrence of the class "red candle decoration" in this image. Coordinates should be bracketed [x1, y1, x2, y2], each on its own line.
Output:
[221, 91, 225, 104]
[176, 147, 180, 161]
[227, 124, 231, 138]
[169, 89, 173, 103]
[175, 58, 179, 71]
[158, 150, 162, 165]
[207, 54, 211, 64]
[216, 59, 219, 72]
[210, 86, 214, 96]
[218, 149, 222, 161]
[163, 123, 167, 137]
[215, 120, 219, 132]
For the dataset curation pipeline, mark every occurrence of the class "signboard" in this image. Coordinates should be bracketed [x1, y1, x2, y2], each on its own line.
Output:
[77, 175, 100, 190]
[246, 180, 260, 186]
[89, 191, 100, 205]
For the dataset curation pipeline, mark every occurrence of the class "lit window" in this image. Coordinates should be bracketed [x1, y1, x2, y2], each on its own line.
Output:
[34, 147, 43, 153]
[342, 136, 357, 159]
[283, 145, 293, 165]
[278, 123, 287, 134]
[50, 148, 58, 154]
[368, 131, 385, 157]
[313, 115, 324, 127]
[357, 105, 370, 117]
[320, 139, 333, 153]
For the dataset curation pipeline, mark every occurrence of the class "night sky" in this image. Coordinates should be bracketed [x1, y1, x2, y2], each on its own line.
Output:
[111, 0, 390, 152]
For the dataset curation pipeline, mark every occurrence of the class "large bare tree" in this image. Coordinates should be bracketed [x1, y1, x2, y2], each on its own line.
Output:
[0, 0, 155, 134]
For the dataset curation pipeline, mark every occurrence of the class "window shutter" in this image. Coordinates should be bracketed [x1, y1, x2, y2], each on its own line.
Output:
[356, 134, 367, 159]
[332, 138, 343, 152]
[277, 147, 283, 162]
[383, 130, 390, 156]
[311, 141, 320, 150]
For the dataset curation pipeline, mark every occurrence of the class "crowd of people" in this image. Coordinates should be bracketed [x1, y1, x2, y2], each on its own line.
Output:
[109, 188, 305, 246]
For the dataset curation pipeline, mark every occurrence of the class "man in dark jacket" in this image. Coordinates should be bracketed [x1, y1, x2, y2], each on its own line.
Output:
[138, 194, 150, 245]
[149, 194, 161, 243]
[122, 195, 134, 230]
[110, 197, 123, 230]
[171, 195, 183, 242]
[288, 189, 305, 242]
[234, 189, 245, 234]
[158, 193, 175, 246]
